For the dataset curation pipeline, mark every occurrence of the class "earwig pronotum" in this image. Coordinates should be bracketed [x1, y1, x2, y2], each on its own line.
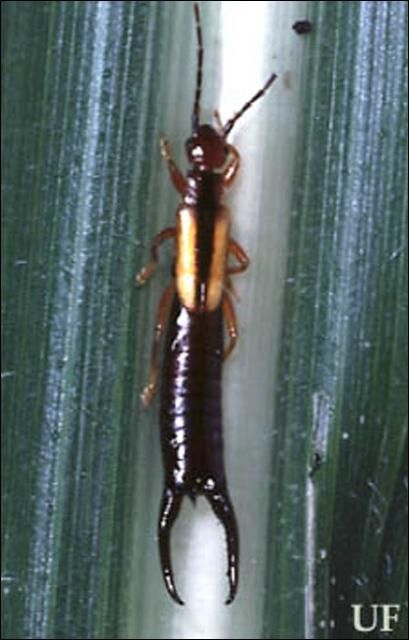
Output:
[136, 2, 276, 605]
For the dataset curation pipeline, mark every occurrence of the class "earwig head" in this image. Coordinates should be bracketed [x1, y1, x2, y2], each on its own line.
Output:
[186, 124, 229, 170]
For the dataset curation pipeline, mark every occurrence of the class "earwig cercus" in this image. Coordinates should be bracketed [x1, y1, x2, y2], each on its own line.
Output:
[136, 1, 277, 605]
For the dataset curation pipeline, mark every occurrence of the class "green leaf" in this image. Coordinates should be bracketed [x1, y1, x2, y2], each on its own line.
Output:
[2, 2, 407, 640]
[2, 1, 165, 638]
[264, 2, 408, 639]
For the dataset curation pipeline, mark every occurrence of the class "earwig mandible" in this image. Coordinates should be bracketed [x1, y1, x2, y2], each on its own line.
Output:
[136, 2, 276, 605]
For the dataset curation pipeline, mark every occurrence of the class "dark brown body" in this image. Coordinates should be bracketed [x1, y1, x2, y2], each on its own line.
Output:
[136, 1, 276, 607]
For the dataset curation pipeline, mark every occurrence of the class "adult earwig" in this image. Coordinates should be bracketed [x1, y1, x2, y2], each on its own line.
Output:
[136, 1, 276, 605]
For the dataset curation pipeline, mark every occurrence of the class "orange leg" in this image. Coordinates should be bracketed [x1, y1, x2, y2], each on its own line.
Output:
[223, 145, 241, 188]
[223, 293, 238, 361]
[135, 227, 176, 286]
[141, 282, 175, 407]
[227, 238, 250, 275]
[160, 137, 187, 195]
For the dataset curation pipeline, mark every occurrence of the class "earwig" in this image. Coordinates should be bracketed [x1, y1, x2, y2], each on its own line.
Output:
[136, 2, 276, 605]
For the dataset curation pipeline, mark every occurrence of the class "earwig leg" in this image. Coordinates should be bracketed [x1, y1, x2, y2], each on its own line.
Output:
[227, 238, 250, 275]
[225, 275, 240, 302]
[135, 227, 176, 286]
[223, 293, 238, 361]
[160, 137, 187, 195]
[158, 487, 185, 606]
[222, 240, 249, 360]
[206, 490, 239, 605]
[141, 282, 175, 407]
[222, 145, 241, 188]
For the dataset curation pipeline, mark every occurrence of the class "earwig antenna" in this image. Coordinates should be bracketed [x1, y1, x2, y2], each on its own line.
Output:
[192, 2, 204, 133]
[223, 71, 278, 137]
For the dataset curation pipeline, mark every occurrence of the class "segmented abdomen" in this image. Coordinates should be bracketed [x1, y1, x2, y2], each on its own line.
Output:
[160, 294, 227, 494]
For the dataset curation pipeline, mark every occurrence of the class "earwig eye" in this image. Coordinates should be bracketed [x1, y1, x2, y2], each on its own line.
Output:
[191, 146, 203, 160]
[186, 136, 204, 164]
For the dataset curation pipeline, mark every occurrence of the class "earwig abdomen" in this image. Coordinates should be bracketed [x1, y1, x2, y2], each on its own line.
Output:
[159, 295, 239, 604]
[160, 296, 224, 490]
